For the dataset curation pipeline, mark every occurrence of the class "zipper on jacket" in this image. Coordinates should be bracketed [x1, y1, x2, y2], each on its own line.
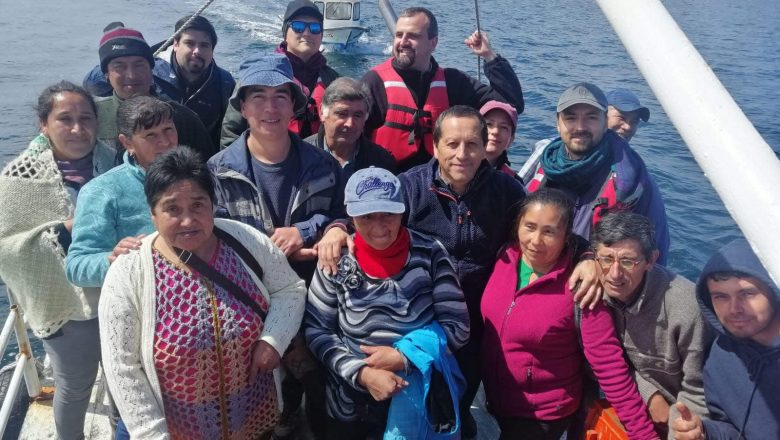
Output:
[457, 210, 472, 225]
[498, 300, 516, 341]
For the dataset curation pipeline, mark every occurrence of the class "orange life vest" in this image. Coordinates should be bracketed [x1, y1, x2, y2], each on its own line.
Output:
[289, 77, 326, 138]
[371, 58, 450, 165]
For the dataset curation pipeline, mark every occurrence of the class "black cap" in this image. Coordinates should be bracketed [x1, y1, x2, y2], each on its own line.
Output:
[282, 0, 323, 36]
[175, 15, 218, 47]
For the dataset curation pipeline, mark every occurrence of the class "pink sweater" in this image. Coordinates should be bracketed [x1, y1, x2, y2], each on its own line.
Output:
[481, 244, 657, 440]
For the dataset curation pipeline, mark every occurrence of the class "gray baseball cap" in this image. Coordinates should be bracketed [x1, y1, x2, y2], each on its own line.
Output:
[344, 167, 406, 217]
[557, 82, 608, 113]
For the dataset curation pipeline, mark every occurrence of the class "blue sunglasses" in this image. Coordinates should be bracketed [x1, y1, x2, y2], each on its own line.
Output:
[289, 20, 323, 35]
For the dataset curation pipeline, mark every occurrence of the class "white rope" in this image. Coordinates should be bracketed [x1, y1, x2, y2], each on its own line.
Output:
[153, 0, 218, 56]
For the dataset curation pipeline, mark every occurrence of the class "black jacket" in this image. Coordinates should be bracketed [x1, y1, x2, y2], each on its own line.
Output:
[304, 129, 397, 179]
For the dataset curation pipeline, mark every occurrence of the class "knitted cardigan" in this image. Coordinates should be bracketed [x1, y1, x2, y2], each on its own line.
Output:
[0, 135, 115, 337]
[99, 218, 306, 440]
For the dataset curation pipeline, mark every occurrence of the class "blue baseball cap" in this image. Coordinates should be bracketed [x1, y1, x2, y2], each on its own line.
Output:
[607, 88, 650, 122]
[229, 53, 307, 112]
[344, 167, 406, 217]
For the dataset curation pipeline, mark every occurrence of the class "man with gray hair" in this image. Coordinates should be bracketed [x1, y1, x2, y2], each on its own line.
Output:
[305, 77, 396, 179]
[591, 212, 711, 439]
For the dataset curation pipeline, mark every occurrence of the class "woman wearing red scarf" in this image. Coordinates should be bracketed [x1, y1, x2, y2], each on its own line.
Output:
[305, 167, 470, 439]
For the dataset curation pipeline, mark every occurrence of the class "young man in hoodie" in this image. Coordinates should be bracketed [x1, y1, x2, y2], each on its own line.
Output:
[672, 239, 780, 440]
[221, 0, 340, 147]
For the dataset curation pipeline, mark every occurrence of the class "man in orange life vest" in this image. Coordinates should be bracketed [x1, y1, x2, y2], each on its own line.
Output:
[220, 0, 340, 147]
[526, 82, 671, 264]
[362, 7, 524, 171]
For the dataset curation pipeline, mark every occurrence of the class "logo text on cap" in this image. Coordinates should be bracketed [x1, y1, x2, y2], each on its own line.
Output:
[356, 177, 395, 197]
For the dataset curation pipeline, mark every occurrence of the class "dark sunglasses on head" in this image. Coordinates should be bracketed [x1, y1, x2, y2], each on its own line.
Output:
[289, 20, 323, 34]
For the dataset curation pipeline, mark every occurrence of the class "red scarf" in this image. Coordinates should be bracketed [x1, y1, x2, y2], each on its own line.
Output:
[354, 227, 410, 279]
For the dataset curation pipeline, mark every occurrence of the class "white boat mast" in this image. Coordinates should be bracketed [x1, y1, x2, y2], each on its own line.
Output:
[596, 0, 780, 285]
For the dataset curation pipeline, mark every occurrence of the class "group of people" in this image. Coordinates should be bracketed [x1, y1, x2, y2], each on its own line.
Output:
[0, 2, 777, 440]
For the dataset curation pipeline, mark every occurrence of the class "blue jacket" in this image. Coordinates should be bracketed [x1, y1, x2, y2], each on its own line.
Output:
[386, 322, 465, 439]
[153, 47, 236, 148]
[65, 153, 155, 287]
[695, 239, 780, 439]
[399, 159, 526, 332]
[208, 131, 344, 248]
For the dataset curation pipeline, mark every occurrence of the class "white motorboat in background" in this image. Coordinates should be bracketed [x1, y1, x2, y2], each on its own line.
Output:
[315, 0, 367, 46]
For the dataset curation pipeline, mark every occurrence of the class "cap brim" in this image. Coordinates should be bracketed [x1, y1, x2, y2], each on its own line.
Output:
[611, 104, 650, 122]
[347, 201, 406, 217]
[557, 98, 606, 113]
[638, 107, 650, 122]
[229, 75, 308, 113]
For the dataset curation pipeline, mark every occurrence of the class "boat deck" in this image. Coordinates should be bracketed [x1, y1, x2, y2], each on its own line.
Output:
[19, 368, 112, 439]
[17, 367, 499, 439]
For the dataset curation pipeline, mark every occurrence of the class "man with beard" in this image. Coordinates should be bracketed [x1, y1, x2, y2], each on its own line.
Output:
[93, 23, 216, 161]
[526, 82, 670, 264]
[153, 15, 236, 148]
[83, 17, 234, 148]
[363, 7, 524, 171]
[220, 0, 340, 147]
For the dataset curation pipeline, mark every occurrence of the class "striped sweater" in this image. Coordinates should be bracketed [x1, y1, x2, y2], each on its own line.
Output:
[304, 230, 469, 421]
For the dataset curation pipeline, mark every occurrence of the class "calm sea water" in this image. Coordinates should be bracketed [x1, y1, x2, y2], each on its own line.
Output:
[0, 0, 778, 360]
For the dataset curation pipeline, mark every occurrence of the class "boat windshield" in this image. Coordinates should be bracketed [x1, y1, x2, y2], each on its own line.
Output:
[326, 2, 352, 20]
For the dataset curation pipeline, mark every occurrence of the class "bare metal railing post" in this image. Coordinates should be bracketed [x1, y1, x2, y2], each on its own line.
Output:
[13, 306, 40, 398]
[0, 304, 41, 438]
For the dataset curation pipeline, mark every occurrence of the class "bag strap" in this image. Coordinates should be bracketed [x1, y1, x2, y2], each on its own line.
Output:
[174, 227, 267, 321]
[213, 227, 264, 280]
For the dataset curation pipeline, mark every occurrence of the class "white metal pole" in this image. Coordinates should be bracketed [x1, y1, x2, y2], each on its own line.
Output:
[378, 0, 398, 38]
[13, 307, 40, 398]
[0, 354, 29, 438]
[595, 0, 780, 285]
[0, 308, 17, 356]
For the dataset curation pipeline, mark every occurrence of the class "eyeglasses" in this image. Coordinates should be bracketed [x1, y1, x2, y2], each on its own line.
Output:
[595, 255, 643, 271]
[289, 21, 323, 35]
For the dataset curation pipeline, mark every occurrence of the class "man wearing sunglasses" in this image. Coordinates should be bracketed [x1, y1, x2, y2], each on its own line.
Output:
[221, 0, 340, 148]
[592, 212, 711, 439]
[362, 7, 524, 172]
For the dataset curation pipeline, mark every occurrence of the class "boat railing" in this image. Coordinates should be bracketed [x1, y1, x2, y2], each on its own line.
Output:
[0, 302, 41, 438]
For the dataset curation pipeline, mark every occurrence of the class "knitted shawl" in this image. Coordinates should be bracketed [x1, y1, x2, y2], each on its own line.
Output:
[0, 135, 115, 337]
